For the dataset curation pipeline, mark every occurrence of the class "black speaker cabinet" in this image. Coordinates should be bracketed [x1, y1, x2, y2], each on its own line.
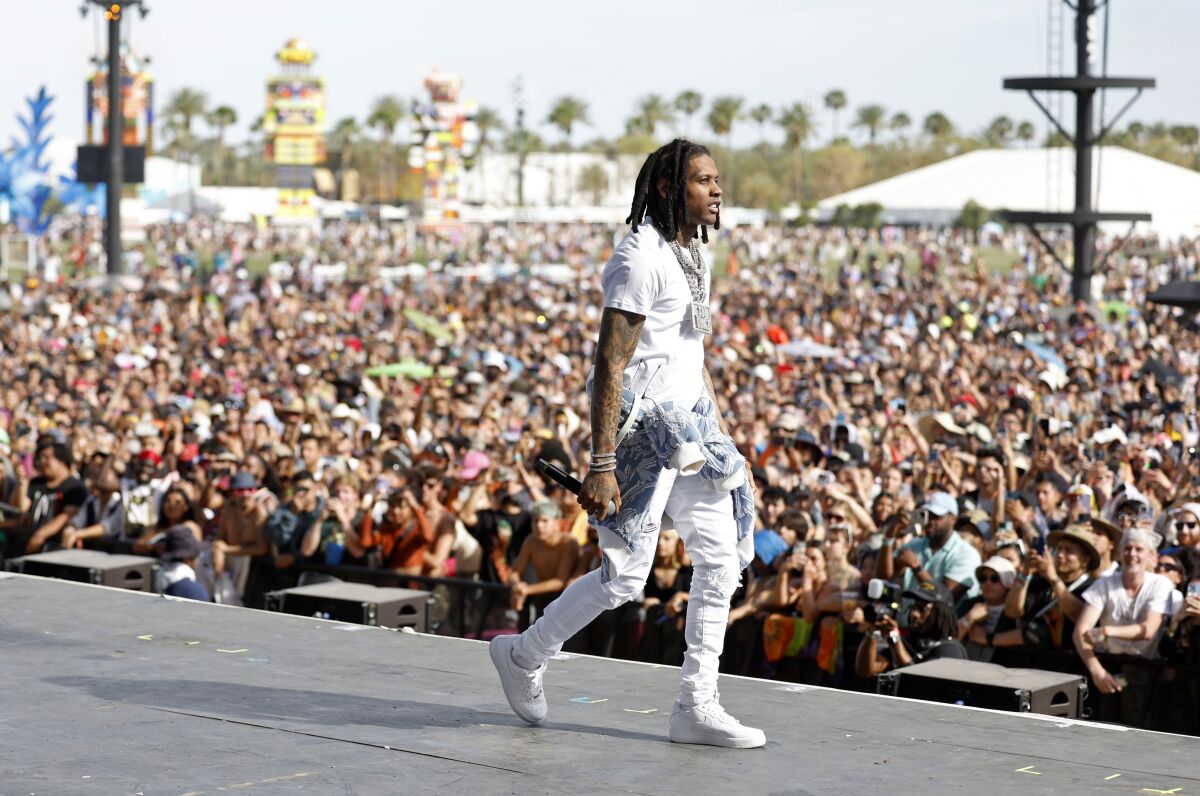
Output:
[6, 549, 157, 592]
[75, 144, 146, 184]
[265, 581, 433, 632]
[877, 658, 1086, 717]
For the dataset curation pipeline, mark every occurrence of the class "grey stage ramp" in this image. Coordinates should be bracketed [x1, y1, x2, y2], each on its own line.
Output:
[0, 574, 1196, 796]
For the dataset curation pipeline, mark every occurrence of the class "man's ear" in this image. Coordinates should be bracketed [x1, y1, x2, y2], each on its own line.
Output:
[656, 176, 669, 201]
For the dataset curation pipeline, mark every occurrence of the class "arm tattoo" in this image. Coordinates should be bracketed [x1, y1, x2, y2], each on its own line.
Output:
[591, 308, 645, 454]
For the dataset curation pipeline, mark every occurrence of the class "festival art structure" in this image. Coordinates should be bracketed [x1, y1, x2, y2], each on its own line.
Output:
[85, 43, 154, 153]
[263, 37, 326, 221]
[407, 70, 479, 222]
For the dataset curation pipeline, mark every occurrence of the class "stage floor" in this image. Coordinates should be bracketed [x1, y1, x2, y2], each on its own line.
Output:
[2, 573, 1197, 796]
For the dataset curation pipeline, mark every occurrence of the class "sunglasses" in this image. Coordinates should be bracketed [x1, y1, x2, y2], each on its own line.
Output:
[828, 515, 848, 523]
[1155, 562, 1182, 574]
[978, 573, 1005, 585]
[234, 487, 256, 495]
[1174, 521, 1198, 531]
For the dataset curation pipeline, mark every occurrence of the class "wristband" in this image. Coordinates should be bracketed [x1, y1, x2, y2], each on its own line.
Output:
[1016, 572, 1029, 583]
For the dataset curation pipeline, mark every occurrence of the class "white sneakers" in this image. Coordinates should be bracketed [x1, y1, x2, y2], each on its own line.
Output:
[669, 698, 767, 749]
[489, 634, 548, 724]
[489, 637, 765, 749]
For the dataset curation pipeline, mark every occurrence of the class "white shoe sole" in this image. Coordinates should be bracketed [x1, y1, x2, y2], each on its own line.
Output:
[669, 727, 767, 749]
[489, 637, 547, 724]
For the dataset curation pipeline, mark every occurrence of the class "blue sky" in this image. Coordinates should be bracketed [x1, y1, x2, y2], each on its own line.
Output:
[3, 0, 1197, 149]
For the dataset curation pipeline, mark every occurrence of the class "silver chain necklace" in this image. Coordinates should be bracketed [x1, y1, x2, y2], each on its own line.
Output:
[667, 238, 707, 304]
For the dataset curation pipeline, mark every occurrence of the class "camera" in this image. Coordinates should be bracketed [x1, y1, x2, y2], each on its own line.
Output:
[864, 578, 902, 622]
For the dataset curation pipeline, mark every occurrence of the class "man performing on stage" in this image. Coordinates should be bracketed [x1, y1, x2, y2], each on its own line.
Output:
[490, 139, 765, 748]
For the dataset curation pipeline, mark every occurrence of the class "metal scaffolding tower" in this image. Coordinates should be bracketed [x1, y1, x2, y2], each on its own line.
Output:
[998, 0, 1154, 303]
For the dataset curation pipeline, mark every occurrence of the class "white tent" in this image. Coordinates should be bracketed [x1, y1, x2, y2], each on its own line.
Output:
[816, 147, 1200, 239]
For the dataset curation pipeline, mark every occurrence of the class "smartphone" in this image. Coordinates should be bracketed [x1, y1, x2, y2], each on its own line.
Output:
[929, 448, 939, 463]
[792, 542, 807, 556]
[1075, 493, 1091, 513]
[1188, 582, 1200, 599]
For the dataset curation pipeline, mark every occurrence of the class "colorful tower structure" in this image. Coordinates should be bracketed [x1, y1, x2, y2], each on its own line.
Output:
[407, 70, 479, 222]
[85, 43, 154, 154]
[263, 37, 326, 221]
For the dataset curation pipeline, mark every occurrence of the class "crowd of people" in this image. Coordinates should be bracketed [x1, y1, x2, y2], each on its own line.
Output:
[3, 216, 1200, 733]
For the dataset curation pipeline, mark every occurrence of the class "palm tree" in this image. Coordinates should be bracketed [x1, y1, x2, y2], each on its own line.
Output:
[546, 95, 590, 148]
[889, 111, 911, 142]
[206, 105, 237, 185]
[707, 96, 743, 200]
[777, 102, 816, 202]
[674, 90, 703, 136]
[367, 94, 406, 201]
[1016, 121, 1036, 147]
[635, 94, 676, 140]
[749, 104, 774, 145]
[329, 116, 361, 172]
[162, 87, 209, 156]
[852, 104, 887, 147]
[923, 111, 954, 139]
[823, 89, 847, 141]
[1169, 124, 1200, 152]
[473, 106, 506, 153]
[985, 115, 1014, 147]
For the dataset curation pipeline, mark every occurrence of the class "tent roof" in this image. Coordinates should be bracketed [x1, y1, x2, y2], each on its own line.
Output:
[817, 147, 1200, 238]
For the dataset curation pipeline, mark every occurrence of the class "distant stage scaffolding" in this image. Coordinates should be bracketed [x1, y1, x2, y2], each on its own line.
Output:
[263, 37, 326, 221]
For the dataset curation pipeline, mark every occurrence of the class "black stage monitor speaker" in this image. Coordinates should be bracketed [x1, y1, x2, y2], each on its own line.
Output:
[6, 549, 157, 592]
[76, 144, 146, 184]
[265, 581, 434, 632]
[877, 658, 1086, 718]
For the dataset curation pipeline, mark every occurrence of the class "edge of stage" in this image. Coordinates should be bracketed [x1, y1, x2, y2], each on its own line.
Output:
[1, 572, 1196, 796]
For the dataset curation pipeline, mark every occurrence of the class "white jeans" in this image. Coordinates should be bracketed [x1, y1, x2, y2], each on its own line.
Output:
[512, 467, 741, 707]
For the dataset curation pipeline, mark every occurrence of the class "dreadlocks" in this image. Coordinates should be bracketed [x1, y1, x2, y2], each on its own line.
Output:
[625, 138, 720, 244]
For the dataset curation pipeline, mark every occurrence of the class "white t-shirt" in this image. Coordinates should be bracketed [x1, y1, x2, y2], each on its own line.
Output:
[592, 222, 709, 409]
[1081, 570, 1174, 656]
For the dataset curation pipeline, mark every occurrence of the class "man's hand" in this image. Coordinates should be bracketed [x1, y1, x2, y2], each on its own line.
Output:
[894, 548, 920, 571]
[579, 470, 620, 522]
[1089, 662, 1123, 694]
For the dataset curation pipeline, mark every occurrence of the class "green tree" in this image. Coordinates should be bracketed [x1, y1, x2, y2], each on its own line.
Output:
[1169, 124, 1200, 152]
[162, 87, 209, 155]
[577, 163, 610, 205]
[1016, 120, 1036, 147]
[985, 115, 1014, 147]
[634, 94, 675, 140]
[850, 202, 884, 229]
[707, 96, 744, 197]
[1125, 121, 1146, 143]
[956, 198, 988, 230]
[853, 104, 887, 147]
[824, 89, 847, 141]
[329, 116, 361, 171]
[888, 111, 911, 141]
[922, 111, 954, 139]
[749, 103, 774, 144]
[777, 101, 816, 202]
[474, 106, 505, 152]
[546, 95, 590, 148]
[206, 105, 237, 185]
[674, 90, 703, 136]
[367, 94, 406, 201]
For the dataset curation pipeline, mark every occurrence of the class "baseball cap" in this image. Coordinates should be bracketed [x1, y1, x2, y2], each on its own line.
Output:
[902, 580, 955, 607]
[919, 491, 958, 517]
[976, 556, 1017, 588]
[458, 450, 491, 480]
[161, 525, 203, 562]
[228, 471, 258, 491]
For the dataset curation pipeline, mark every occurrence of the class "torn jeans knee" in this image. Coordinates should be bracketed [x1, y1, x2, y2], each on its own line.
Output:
[692, 564, 741, 603]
